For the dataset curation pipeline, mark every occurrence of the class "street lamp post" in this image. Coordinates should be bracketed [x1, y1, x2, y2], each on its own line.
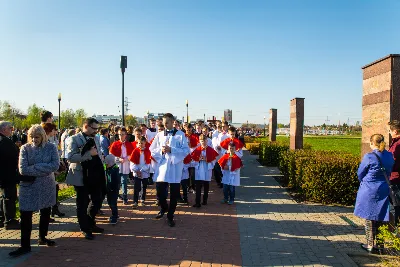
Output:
[203, 114, 205, 122]
[147, 110, 150, 126]
[120, 56, 127, 126]
[58, 93, 61, 130]
[186, 100, 189, 123]
[263, 116, 266, 137]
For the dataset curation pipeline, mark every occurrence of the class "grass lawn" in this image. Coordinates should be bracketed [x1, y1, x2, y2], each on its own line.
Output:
[256, 135, 361, 156]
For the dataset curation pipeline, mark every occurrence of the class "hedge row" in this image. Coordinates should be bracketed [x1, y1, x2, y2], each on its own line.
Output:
[257, 141, 360, 205]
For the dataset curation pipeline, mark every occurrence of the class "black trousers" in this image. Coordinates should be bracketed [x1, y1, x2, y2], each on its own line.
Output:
[195, 180, 210, 205]
[0, 185, 17, 223]
[188, 167, 196, 190]
[157, 182, 180, 220]
[133, 177, 148, 203]
[180, 179, 188, 201]
[20, 207, 51, 249]
[74, 186, 103, 233]
[214, 163, 223, 185]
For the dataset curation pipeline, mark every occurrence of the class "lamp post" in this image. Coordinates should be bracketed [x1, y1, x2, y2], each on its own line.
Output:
[186, 100, 189, 123]
[263, 116, 266, 137]
[203, 113, 205, 122]
[147, 110, 150, 126]
[120, 55, 127, 126]
[58, 93, 61, 130]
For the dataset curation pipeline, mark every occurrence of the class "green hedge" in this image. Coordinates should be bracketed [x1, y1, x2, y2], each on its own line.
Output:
[258, 141, 360, 205]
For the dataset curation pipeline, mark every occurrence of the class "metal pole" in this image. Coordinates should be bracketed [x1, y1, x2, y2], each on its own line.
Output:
[186, 102, 189, 123]
[122, 71, 125, 126]
[58, 100, 61, 130]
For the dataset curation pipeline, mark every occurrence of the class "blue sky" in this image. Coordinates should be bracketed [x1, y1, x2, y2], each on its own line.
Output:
[1, 0, 399, 125]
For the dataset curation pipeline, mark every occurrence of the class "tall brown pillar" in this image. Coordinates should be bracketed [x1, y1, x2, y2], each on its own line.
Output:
[290, 98, 305, 150]
[269, 109, 277, 141]
[361, 54, 400, 157]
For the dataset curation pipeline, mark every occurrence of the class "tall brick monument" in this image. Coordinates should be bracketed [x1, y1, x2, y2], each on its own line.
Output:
[290, 98, 305, 150]
[361, 54, 400, 157]
[269, 108, 277, 142]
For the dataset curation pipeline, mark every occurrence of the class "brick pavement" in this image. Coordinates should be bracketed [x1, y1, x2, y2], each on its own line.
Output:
[0, 150, 369, 266]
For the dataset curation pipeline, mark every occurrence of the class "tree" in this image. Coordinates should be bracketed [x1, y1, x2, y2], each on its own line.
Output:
[61, 109, 76, 128]
[125, 115, 137, 127]
[75, 108, 87, 127]
[24, 104, 44, 127]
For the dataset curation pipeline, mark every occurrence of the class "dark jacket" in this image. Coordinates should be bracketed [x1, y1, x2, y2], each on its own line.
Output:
[106, 164, 120, 191]
[0, 133, 19, 187]
[389, 137, 400, 184]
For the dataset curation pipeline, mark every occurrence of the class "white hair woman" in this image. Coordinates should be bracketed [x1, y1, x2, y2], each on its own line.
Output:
[9, 124, 59, 257]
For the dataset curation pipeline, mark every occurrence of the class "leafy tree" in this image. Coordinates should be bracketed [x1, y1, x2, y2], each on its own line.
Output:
[125, 115, 137, 127]
[75, 108, 87, 127]
[61, 109, 76, 128]
[24, 104, 44, 127]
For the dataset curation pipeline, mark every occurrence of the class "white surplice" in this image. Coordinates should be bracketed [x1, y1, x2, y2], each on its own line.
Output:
[221, 158, 241, 186]
[150, 130, 190, 184]
[193, 150, 216, 182]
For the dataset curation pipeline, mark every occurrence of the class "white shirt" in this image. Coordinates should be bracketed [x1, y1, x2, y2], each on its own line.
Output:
[221, 158, 241, 186]
[130, 152, 151, 178]
[117, 143, 130, 175]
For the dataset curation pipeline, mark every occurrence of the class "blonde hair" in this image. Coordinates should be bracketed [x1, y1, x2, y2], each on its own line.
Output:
[27, 124, 48, 146]
[370, 134, 386, 152]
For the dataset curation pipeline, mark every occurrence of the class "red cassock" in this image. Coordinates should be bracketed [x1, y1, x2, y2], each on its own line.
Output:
[191, 146, 219, 163]
[218, 154, 243, 172]
[129, 147, 152, 164]
[186, 133, 199, 148]
[220, 137, 244, 151]
[109, 140, 134, 157]
[183, 153, 192, 165]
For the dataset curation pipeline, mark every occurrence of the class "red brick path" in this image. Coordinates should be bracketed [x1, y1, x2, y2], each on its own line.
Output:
[16, 182, 242, 267]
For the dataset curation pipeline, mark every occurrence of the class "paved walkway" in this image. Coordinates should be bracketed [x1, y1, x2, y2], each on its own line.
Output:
[0, 150, 368, 267]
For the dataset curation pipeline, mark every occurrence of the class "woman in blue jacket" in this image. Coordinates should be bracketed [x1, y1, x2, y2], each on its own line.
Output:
[354, 134, 394, 253]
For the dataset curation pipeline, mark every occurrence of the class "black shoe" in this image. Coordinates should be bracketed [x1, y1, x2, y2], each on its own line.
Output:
[83, 232, 94, 240]
[219, 184, 223, 188]
[91, 225, 104, 233]
[202, 202, 208, 206]
[192, 204, 201, 208]
[52, 206, 65, 217]
[177, 198, 184, 204]
[0, 221, 4, 228]
[49, 218, 55, 223]
[156, 200, 160, 206]
[155, 211, 165, 219]
[9, 247, 31, 257]
[167, 219, 176, 227]
[38, 238, 56, 246]
[4, 220, 20, 230]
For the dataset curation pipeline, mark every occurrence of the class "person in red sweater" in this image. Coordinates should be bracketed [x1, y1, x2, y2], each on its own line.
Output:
[191, 134, 219, 208]
[388, 120, 400, 225]
[220, 126, 244, 158]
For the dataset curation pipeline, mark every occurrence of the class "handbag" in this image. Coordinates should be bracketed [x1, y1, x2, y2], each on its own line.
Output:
[372, 152, 400, 206]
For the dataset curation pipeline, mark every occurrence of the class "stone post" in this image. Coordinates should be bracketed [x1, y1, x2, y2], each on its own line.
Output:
[269, 109, 277, 142]
[290, 98, 305, 150]
[361, 54, 400, 157]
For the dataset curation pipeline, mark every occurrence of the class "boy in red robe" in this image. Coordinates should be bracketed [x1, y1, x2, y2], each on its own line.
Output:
[220, 126, 244, 158]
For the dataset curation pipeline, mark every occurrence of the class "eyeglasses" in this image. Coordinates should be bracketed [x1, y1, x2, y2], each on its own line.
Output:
[89, 125, 99, 131]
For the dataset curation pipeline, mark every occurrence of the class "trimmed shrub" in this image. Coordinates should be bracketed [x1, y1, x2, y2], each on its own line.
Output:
[259, 141, 289, 166]
[245, 143, 260, 155]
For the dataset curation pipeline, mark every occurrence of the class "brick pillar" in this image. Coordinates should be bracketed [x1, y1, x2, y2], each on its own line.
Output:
[269, 109, 277, 142]
[361, 54, 400, 157]
[290, 98, 305, 150]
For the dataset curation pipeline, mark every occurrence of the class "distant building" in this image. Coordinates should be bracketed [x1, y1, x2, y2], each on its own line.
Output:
[224, 109, 232, 123]
[92, 114, 121, 124]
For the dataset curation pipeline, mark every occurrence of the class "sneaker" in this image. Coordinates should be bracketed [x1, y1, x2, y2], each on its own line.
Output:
[9, 247, 31, 257]
[91, 225, 104, 233]
[228, 200, 234, 205]
[221, 199, 228, 204]
[132, 202, 138, 209]
[154, 211, 165, 220]
[139, 199, 145, 204]
[110, 217, 118, 225]
[83, 232, 94, 240]
[4, 220, 20, 230]
[167, 219, 176, 227]
[38, 238, 56, 246]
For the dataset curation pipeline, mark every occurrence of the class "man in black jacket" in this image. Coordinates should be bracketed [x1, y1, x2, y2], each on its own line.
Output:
[0, 121, 20, 229]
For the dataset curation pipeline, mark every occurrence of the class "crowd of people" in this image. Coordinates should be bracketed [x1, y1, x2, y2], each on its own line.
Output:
[0, 111, 245, 258]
